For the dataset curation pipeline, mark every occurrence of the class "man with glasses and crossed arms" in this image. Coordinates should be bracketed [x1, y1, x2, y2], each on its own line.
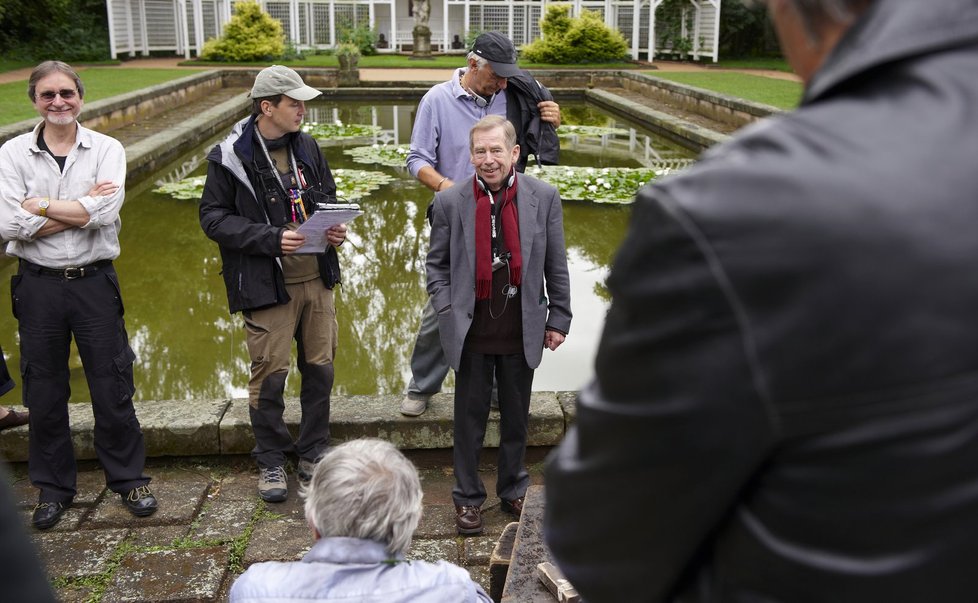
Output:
[0, 61, 157, 531]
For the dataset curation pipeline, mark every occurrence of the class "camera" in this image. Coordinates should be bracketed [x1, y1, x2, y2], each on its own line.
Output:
[492, 251, 511, 272]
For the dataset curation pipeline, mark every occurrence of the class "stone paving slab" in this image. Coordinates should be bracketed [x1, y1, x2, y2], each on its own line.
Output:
[86, 465, 212, 529]
[34, 528, 129, 579]
[102, 545, 229, 602]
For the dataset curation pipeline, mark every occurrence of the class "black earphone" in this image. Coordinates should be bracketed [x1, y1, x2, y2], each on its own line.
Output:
[471, 91, 491, 108]
[476, 170, 516, 194]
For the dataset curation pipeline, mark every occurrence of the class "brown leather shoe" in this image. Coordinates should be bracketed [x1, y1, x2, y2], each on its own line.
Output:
[501, 496, 525, 518]
[0, 407, 28, 432]
[455, 504, 483, 534]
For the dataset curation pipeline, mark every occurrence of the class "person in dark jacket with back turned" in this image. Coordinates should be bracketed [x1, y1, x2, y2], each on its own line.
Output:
[545, 0, 978, 601]
[199, 65, 347, 503]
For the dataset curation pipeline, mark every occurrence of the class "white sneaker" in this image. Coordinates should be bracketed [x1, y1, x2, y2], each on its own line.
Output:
[297, 458, 316, 484]
[400, 395, 427, 417]
[258, 465, 288, 502]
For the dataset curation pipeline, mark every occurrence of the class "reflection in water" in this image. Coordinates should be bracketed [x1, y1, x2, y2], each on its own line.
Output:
[0, 101, 696, 401]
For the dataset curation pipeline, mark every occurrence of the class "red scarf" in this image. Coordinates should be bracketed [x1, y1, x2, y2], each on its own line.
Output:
[474, 175, 522, 300]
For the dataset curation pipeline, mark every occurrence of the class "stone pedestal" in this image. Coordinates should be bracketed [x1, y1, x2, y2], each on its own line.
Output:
[337, 69, 359, 87]
[412, 27, 433, 59]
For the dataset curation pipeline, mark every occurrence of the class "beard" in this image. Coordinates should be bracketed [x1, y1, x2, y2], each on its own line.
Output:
[45, 110, 77, 126]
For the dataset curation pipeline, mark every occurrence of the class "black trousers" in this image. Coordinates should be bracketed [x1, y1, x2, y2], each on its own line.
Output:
[452, 348, 533, 507]
[12, 263, 148, 502]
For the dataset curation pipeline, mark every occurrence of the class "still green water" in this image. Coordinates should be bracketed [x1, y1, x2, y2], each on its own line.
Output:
[0, 101, 696, 401]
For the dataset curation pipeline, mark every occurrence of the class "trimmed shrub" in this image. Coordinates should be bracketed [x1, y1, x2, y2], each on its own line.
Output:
[201, 1, 284, 62]
[521, 5, 629, 64]
[338, 21, 379, 56]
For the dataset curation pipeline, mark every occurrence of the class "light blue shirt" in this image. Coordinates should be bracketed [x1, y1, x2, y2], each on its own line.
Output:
[229, 537, 492, 603]
[406, 68, 508, 183]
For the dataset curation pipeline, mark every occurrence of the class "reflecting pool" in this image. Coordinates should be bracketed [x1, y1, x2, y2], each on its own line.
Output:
[0, 100, 697, 401]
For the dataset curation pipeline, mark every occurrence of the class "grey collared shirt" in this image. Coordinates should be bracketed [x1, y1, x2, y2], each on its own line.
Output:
[230, 537, 492, 602]
[0, 122, 126, 268]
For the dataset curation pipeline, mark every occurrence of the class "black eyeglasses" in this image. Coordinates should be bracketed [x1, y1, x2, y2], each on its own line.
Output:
[37, 89, 77, 102]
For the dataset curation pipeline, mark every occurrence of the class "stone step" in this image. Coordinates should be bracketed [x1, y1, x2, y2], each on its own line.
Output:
[0, 391, 577, 461]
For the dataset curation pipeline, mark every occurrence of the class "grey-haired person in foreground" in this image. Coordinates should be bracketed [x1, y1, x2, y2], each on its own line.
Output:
[229, 438, 491, 602]
[546, 0, 978, 601]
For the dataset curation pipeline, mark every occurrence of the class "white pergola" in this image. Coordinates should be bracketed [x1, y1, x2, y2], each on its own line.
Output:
[105, 0, 720, 62]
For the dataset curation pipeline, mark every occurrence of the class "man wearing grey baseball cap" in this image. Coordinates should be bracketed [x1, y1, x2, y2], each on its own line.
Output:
[200, 65, 347, 503]
[250, 64, 322, 101]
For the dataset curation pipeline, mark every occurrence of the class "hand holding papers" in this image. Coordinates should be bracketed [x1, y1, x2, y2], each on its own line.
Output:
[294, 203, 362, 254]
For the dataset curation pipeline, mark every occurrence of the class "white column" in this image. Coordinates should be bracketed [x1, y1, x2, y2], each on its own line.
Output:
[389, 0, 396, 51]
[711, 0, 720, 62]
[137, 0, 149, 55]
[193, 0, 205, 56]
[442, 0, 449, 51]
[507, 0, 513, 41]
[650, 0, 664, 62]
[289, 0, 299, 45]
[106, 0, 118, 59]
[630, 0, 641, 60]
[328, 0, 336, 45]
[123, 0, 136, 56]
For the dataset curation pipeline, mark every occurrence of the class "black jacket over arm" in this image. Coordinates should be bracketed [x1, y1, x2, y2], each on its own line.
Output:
[506, 70, 559, 170]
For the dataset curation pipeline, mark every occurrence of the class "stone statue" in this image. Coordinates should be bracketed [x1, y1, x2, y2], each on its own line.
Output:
[413, 0, 430, 27]
[412, 0, 432, 58]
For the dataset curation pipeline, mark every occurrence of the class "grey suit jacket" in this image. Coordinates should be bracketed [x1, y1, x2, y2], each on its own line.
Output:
[426, 174, 571, 371]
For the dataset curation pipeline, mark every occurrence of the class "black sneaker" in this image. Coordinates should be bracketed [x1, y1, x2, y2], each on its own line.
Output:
[122, 485, 158, 517]
[32, 500, 70, 530]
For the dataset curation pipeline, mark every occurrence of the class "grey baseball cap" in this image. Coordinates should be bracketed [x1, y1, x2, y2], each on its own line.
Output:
[250, 65, 322, 101]
[471, 32, 520, 78]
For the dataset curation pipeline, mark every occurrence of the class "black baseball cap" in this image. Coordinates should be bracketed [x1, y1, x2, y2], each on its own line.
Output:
[471, 32, 520, 78]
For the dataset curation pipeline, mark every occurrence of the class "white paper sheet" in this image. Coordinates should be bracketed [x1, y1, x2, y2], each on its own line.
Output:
[294, 206, 363, 254]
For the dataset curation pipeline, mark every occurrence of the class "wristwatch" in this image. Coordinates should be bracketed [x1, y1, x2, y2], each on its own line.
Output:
[38, 198, 50, 217]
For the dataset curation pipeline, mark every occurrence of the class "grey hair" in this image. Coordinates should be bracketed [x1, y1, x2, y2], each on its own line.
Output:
[466, 51, 489, 71]
[469, 114, 518, 151]
[28, 61, 85, 102]
[301, 439, 423, 557]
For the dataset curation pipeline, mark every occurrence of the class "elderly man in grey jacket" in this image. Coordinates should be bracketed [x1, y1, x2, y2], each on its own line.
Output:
[545, 0, 978, 601]
[428, 115, 571, 535]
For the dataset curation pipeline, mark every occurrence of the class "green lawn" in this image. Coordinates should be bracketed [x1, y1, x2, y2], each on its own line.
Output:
[0, 68, 206, 126]
[646, 71, 803, 109]
[713, 57, 793, 72]
[0, 59, 36, 72]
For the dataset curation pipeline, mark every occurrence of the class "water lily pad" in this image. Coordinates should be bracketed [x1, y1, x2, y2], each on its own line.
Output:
[344, 144, 411, 168]
[301, 122, 383, 140]
[526, 165, 661, 205]
[332, 169, 396, 202]
[153, 170, 395, 203]
[153, 176, 207, 200]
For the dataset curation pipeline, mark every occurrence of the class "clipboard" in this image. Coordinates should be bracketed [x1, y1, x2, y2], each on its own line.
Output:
[294, 203, 363, 254]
